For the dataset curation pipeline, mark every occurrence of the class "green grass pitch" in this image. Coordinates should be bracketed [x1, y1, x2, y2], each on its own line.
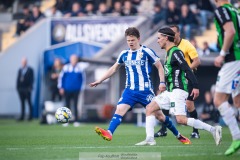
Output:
[0, 119, 239, 160]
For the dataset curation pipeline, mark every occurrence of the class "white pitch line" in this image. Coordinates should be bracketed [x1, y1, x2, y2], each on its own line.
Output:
[6, 145, 214, 150]
[162, 152, 240, 157]
[6, 146, 240, 157]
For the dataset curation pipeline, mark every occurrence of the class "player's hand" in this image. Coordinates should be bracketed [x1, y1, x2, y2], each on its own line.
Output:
[89, 80, 102, 87]
[191, 88, 199, 100]
[214, 55, 224, 67]
[158, 83, 166, 93]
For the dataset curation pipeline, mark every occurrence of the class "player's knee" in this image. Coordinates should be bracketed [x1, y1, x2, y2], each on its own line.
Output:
[214, 93, 229, 108]
[115, 106, 127, 116]
[146, 105, 153, 116]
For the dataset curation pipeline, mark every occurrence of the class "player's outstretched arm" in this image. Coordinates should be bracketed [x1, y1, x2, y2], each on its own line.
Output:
[89, 62, 121, 87]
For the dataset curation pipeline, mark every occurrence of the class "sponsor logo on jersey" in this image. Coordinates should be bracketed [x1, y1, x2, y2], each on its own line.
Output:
[146, 94, 154, 102]
[125, 60, 145, 66]
[164, 65, 169, 76]
[138, 52, 143, 59]
[171, 102, 175, 107]
[174, 53, 183, 64]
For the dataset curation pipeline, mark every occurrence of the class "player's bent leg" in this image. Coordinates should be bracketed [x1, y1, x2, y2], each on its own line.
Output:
[154, 109, 169, 138]
[176, 115, 222, 146]
[215, 93, 240, 155]
[145, 101, 160, 140]
[186, 100, 200, 139]
[135, 101, 159, 146]
[95, 104, 130, 141]
[135, 115, 156, 146]
[108, 104, 130, 134]
[156, 111, 178, 136]
[156, 111, 191, 145]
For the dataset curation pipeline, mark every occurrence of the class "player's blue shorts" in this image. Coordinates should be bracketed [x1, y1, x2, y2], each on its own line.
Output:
[117, 88, 155, 109]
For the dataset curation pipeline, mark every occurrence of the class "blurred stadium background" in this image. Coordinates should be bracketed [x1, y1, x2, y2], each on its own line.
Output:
[0, 0, 239, 159]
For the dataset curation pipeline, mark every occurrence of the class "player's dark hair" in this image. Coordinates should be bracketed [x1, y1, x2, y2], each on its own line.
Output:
[158, 27, 175, 42]
[125, 27, 140, 38]
[169, 24, 180, 32]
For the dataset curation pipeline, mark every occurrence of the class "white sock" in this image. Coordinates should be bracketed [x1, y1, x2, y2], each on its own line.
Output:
[218, 101, 240, 140]
[146, 115, 156, 139]
[107, 130, 113, 135]
[187, 118, 213, 132]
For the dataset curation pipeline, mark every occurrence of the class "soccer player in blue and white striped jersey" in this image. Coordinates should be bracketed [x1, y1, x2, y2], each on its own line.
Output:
[117, 45, 159, 92]
[89, 27, 190, 144]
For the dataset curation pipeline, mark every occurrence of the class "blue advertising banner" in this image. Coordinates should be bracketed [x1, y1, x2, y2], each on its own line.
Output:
[51, 17, 137, 45]
[44, 41, 103, 72]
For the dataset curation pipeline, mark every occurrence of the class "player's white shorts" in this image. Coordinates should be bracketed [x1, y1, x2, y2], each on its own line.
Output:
[215, 61, 240, 98]
[153, 89, 188, 116]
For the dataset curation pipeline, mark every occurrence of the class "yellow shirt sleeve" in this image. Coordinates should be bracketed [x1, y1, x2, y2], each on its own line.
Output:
[178, 39, 198, 66]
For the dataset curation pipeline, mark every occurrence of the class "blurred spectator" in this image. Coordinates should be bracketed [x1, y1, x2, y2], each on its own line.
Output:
[58, 55, 85, 126]
[48, 58, 62, 101]
[96, 2, 110, 16]
[196, 0, 214, 33]
[83, 2, 95, 16]
[64, 2, 84, 17]
[122, 0, 138, 16]
[15, 5, 31, 36]
[165, 0, 180, 25]
[178, 0, 196, 6]
[200, 91, 219, 124]
[138, 0, 155, 15]
[190, 38, 203, 56]
[155, 0, 167, 8]
[110, 1, 122, 16]
[179, 4, 198, 40]
[131, 0, 141, 6]
[151, 4, 166, 28]
[233, 0, 240, 11]
[202, 41, 215, 56]
[55, 0, 72, 13]
[0, 0, 14, 11]
[44, 5, 62, 18]
[29, 5, 45, 26]
[16, 57, 34, 121]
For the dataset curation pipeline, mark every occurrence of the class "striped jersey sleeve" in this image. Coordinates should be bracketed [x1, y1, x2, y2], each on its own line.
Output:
[215, 6, 232, 25]
[117, 50, 128, 64]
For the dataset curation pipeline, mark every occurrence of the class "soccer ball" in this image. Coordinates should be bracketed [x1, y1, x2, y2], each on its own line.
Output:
[55, 107, 72, 123]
